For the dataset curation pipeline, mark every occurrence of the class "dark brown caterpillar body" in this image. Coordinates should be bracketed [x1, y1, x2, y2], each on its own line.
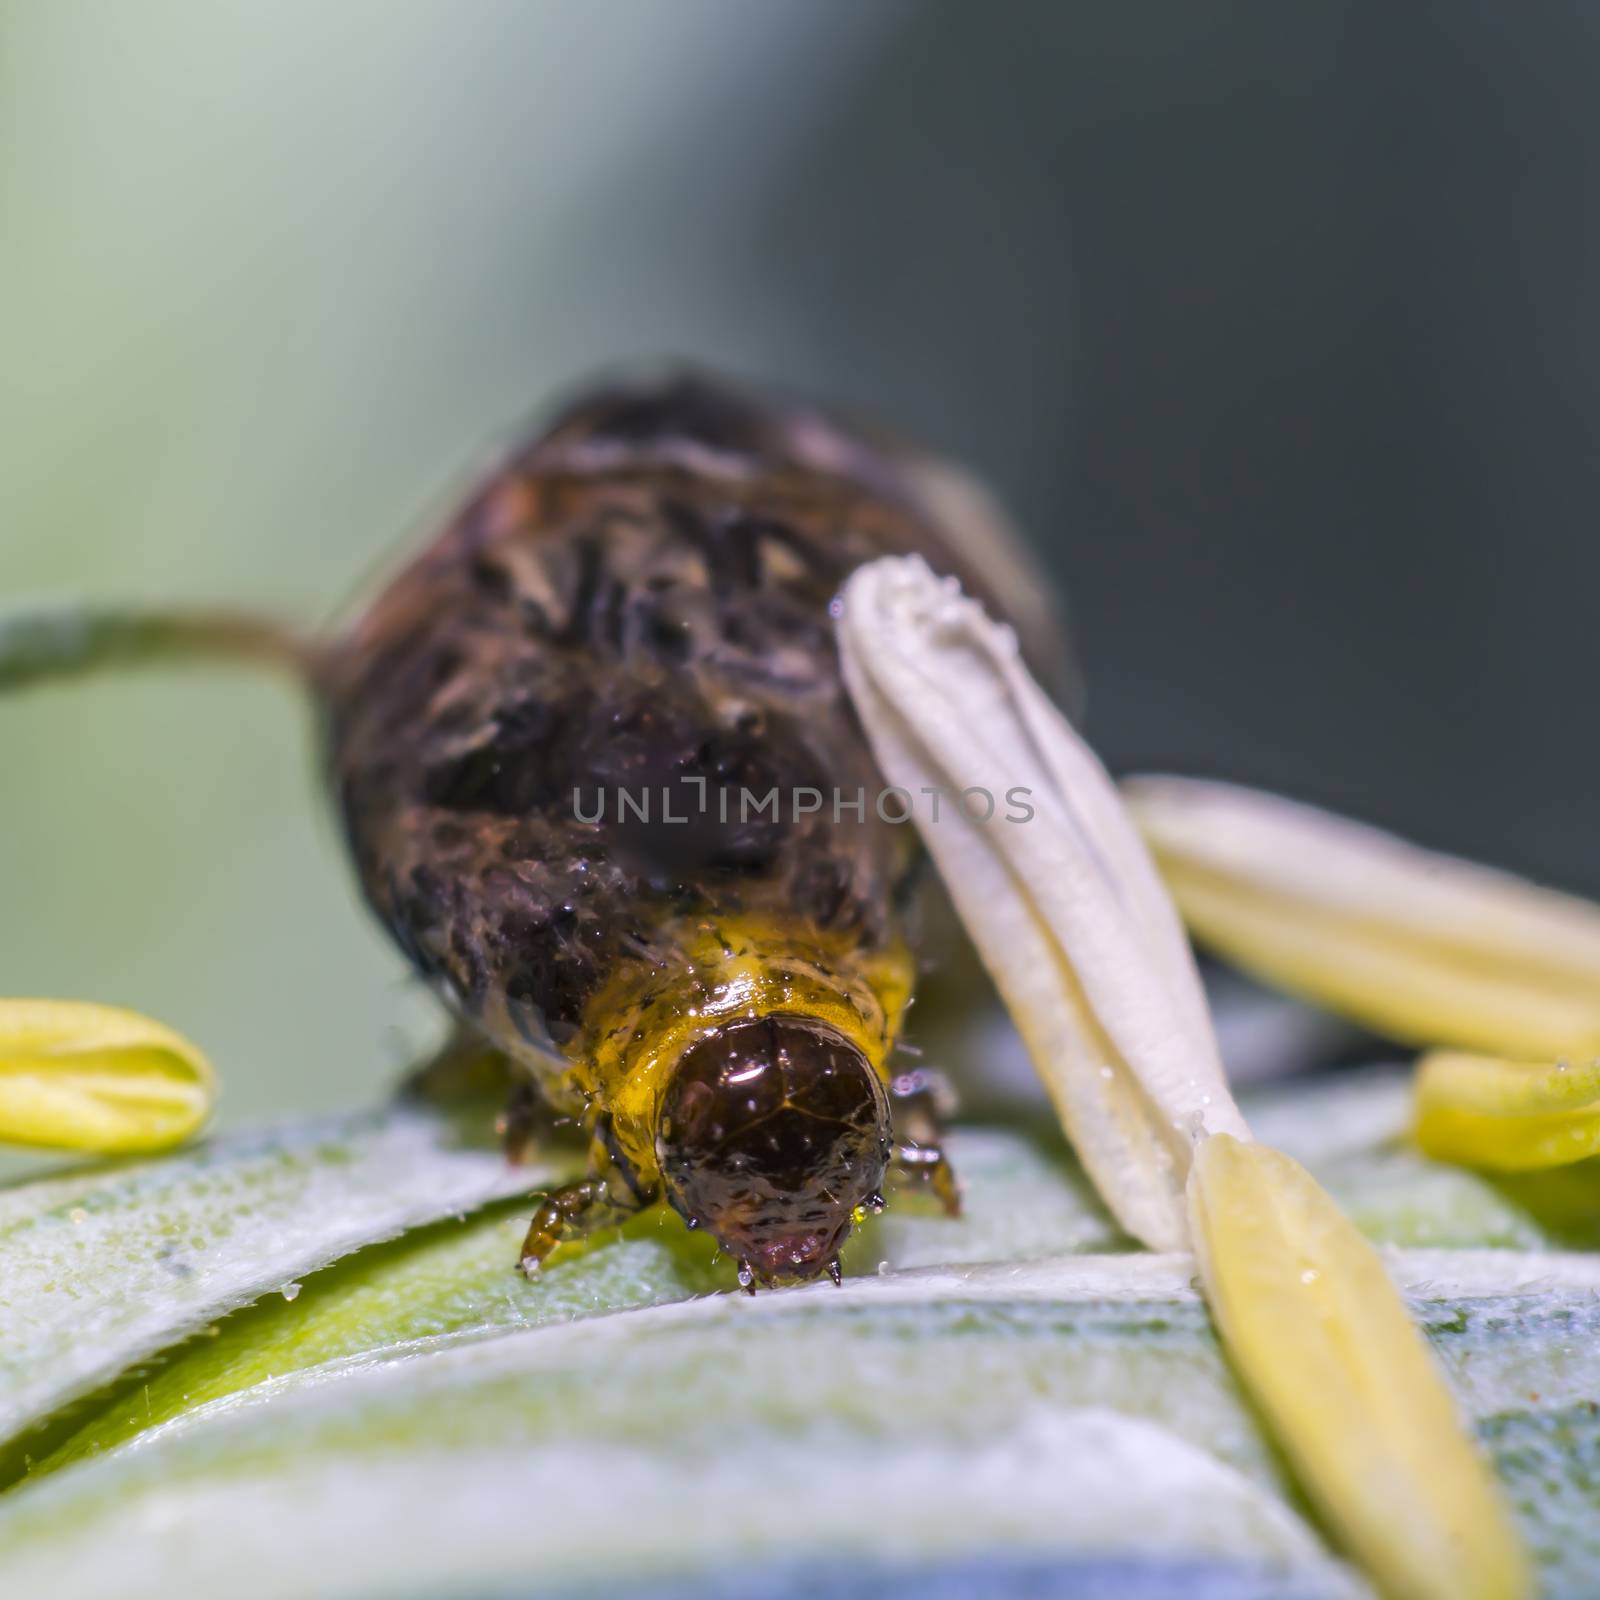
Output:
[318, 371, 1062, 1286]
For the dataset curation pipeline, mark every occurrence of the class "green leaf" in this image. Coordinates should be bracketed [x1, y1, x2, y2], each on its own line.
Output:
[0, 1098, 563, 1452]
[1, 1257, 1355, 1599]
[0, 1068, 1596, 1597]
[22, 1123, 1124, 1477]
[6, 1252, 1600, 1598]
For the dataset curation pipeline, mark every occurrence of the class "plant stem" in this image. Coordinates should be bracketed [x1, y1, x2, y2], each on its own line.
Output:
[0, 604, 315, 692]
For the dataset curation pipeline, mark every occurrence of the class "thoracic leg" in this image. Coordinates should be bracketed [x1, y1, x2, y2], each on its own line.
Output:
[402, 1031, 648, 1275]
[517, 1116, 656, 1277]
[517, 1169, 647, 1277]
[889, 1064, 962, 1217]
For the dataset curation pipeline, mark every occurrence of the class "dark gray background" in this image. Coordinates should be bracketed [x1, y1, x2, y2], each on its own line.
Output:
[738, 1, 1600, 892]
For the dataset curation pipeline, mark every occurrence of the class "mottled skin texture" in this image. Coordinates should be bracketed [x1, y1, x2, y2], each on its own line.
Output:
[319, 373, 1060, 1285]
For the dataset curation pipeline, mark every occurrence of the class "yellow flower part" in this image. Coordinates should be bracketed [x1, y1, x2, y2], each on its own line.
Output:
[1415, 1050, 1600, 1171]
[0, 999, 216, 1153]
[1125, 775, 1600, 1061]
[840, 559, 1530, 1600]
[1189, 1133, 1529, 1600]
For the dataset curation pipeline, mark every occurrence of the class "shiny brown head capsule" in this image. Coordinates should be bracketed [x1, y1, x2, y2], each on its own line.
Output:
[656, 1014, 891, 1288]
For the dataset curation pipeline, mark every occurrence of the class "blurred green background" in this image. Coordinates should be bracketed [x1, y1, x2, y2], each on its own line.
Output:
[1, 0, 920, 1122]
[6, 1, 1600, 1126]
